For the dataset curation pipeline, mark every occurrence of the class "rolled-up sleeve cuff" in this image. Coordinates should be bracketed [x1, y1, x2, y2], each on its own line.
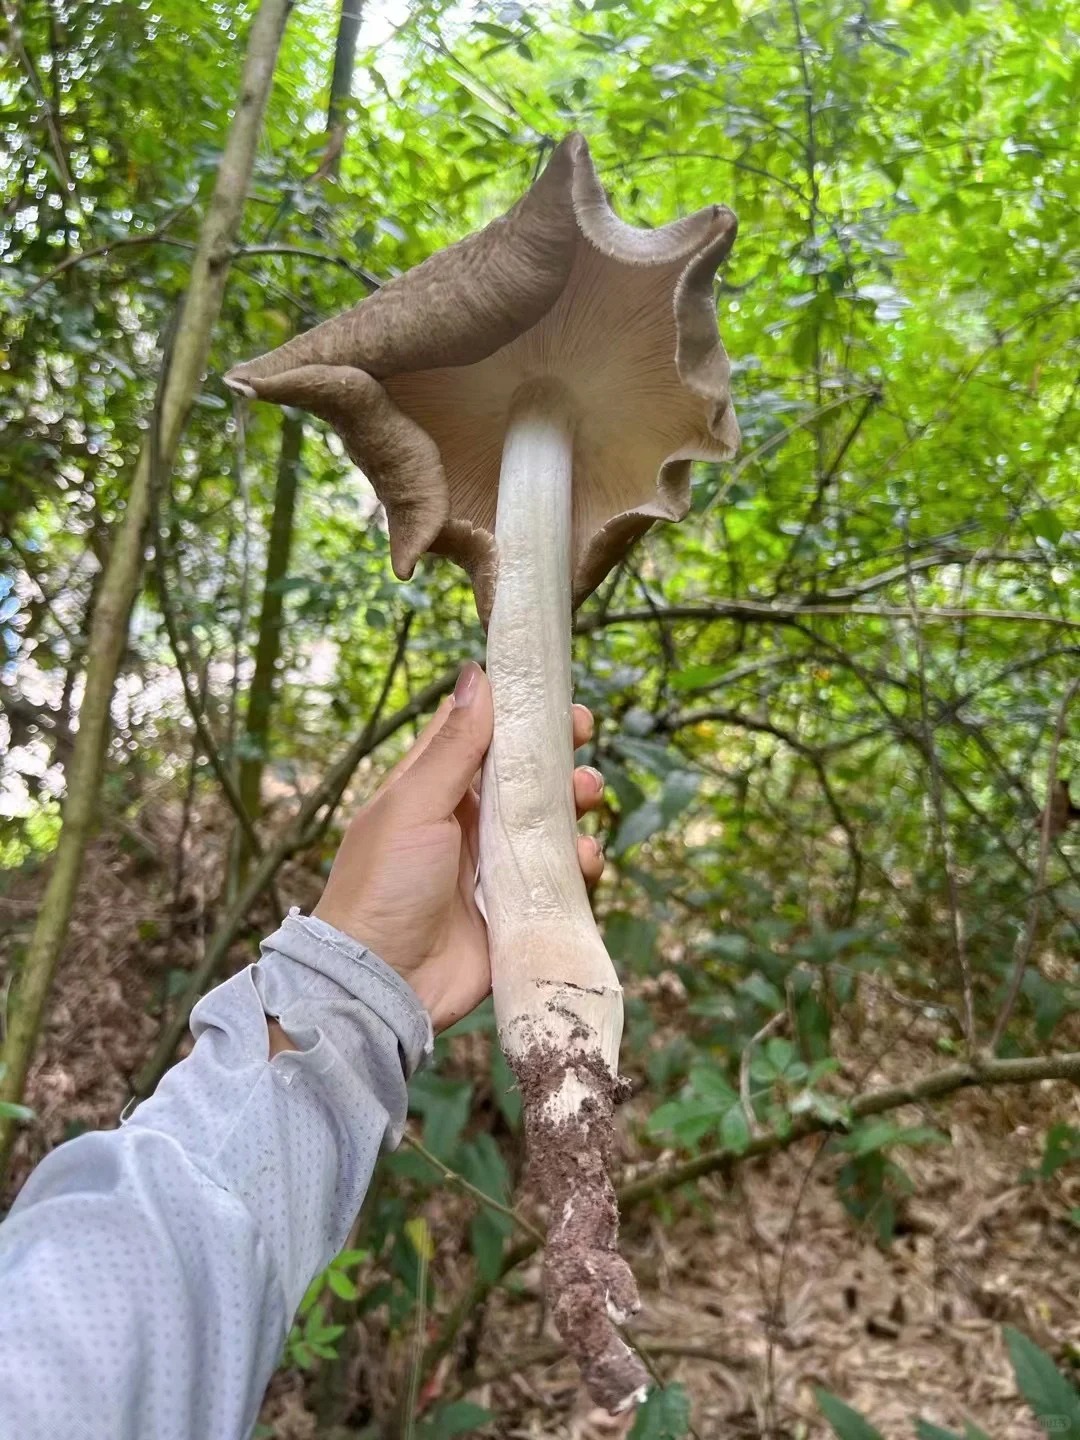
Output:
[249, 909, 433, 1079]
[121, 911, 432, 1316]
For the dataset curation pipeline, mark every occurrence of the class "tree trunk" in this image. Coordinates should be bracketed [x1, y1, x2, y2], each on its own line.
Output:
[238, 409, 304, 827]
[321, 0, 364, 179]
[235, 0, 365, 842]
[0, 0, 296, 1179]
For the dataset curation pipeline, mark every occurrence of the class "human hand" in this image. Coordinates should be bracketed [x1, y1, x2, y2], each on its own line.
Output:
[312, 663, 607, 1032]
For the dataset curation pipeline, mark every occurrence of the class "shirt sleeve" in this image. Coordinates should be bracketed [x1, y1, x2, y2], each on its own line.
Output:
[0, 911, 433, 1440]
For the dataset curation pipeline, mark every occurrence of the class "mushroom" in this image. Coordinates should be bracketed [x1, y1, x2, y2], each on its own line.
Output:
[226, 132, 738, 1412]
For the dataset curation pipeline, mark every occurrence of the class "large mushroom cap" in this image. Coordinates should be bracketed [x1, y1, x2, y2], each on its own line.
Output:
[225, 133, 738, 623]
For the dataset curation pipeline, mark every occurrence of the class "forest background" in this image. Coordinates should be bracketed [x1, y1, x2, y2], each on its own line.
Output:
[2, 1, 1080, 1437]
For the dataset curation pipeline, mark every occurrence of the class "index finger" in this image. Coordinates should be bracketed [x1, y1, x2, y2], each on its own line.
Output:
[380, 695, 454, 789]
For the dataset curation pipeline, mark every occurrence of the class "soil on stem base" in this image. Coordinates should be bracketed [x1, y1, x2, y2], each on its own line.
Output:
[512, 1044, 650, 1413]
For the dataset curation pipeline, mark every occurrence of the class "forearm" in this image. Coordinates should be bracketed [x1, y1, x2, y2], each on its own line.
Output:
[0, 911, 432, 1440]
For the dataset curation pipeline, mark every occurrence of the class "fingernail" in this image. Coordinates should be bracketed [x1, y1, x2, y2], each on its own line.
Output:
[583, 766, 604, 794]
[589, 836, 604, 859]
[453, 662, 481, 708]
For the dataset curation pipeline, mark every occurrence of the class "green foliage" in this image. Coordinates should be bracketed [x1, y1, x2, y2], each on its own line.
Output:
[647, 1065, 750, 1151]
[834, 1121, 947, 1245]
[0, 1066, 32, 1125]
[1004, 1327, 1080, 1438]
[415, 1401, 495, 1439]
[628, 1383, 692, 1440]
[824, 1327, 1080, 1437]
[5, 0, 1080, 1431]
[917, 1424, 991, 1440]
[816, 1389, 885, 1440]
[283, 1247, 368, 1370]
[1024, 1124, 1080, 1183]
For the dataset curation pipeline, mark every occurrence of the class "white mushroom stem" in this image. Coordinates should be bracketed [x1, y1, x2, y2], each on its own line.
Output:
[481, 381, 622, 1081]
[480, 381, 648, 1413]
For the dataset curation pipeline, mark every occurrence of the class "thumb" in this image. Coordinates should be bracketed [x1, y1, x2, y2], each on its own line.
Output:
[397, 663, 493, 821]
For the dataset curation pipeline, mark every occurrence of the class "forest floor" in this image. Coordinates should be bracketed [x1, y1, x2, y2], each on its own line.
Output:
[3, 798, 1079, 1440]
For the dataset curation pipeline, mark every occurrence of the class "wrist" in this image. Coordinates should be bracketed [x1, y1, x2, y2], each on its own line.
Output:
[267, 1019, 298, 1056]
[255, 909, 433, 1076]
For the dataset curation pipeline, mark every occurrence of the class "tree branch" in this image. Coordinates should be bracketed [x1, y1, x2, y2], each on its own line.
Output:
[990, 676, 1080, 1050]
[580, 602, 1080, 633]
[619, 1050, 1080, 1207]
[133, 662, 454, 1098]
[417, 1049, 1080, 1394]
[23, 203, 194, 299]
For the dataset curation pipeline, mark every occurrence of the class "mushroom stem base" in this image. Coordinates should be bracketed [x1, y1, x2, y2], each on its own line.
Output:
[512, 1043, 649, 1413]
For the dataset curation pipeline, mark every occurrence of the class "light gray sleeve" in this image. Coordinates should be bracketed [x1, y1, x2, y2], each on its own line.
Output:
[0, 910, 433, 1440]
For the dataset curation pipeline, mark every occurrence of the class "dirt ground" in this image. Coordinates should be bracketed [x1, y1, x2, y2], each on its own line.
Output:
[3, 809, 1078, 1440]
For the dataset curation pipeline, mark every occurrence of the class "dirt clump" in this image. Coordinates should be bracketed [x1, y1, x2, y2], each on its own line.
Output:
[512, 1043, 648, 1412]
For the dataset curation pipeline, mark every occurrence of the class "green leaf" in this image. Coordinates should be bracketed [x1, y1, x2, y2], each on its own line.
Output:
[1033, 1124, 1080, 1181]
[418, 1399, 494, 1437]
[458, 1135, 513, 1278]
[612, 799, 664, 855]
[458, 1134, 511, 1207]
[612, 770, 699, 855]
[1003, 1327, 1080, 1437]
[816, 1389, 886, 1440]
[613, 736, 684, 780]
[914, 1420, 990, 1440]
[296, 1272, 326, 1317]
[489, 1044, 521, 1128]
[647, 1096, 724, 1147]
[720, 1104, 752, 1153]
[837, 1122, 948, 1157]
[628, 1382, 692, 1439]
[327, 1268, 358, 1301]
[408, 1073, 473, 1162]
[605, 911, 659, 971]
[336, 1248, 369, 1268]
[1029, 508, 1064, 545]
[291, 1340, 315, 1369]
[469, 1210, 506, 1281]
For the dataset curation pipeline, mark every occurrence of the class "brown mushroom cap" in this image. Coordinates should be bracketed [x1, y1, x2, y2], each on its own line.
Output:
[225, 132, 738, 623]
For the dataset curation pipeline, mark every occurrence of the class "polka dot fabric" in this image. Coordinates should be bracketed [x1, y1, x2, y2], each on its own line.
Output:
[0, 911, 433, 1440]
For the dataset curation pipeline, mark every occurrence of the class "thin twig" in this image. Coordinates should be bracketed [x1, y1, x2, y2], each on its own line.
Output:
[580, 602, 1080, 633]
[618, 1327, 705, 1440]
[403, 1226, 429, 1440]
[147, 321, 273, 887]
[22, 203, 194, 298]
[739, 1013, 786, 1138]
[902, 554, 976, 1051]
[620, 1050, 1080, 1209]
[402, 1133, 544, 1243]
[474, 1336, 749, 1388]
[990, 676, 1080, 1051]
[235, 243, 381, 291]
[772, 389, 880, 592]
